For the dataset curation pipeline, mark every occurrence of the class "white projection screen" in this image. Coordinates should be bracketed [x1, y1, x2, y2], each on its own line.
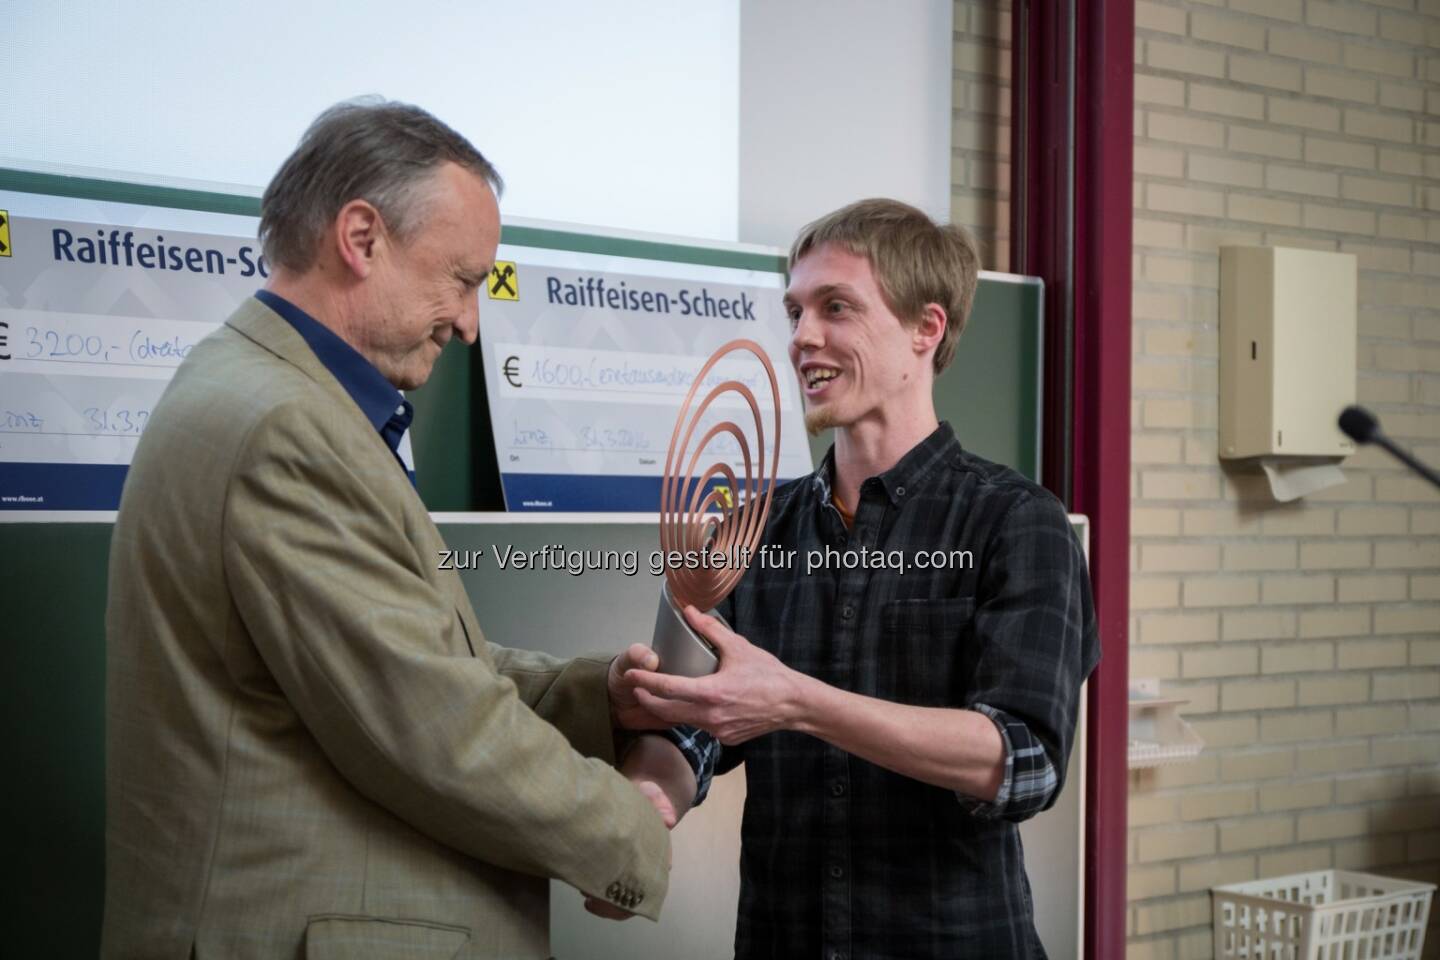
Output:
[0, 0, 740, 241]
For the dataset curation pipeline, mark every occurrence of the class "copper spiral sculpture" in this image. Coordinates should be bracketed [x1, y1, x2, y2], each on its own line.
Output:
[658, 339, 782, 612]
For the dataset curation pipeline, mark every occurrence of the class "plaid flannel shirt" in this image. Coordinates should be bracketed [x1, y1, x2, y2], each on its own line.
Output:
[663, 423, 1099, 960]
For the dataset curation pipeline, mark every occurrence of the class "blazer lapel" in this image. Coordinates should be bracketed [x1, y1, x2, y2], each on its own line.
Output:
[226, 296, 343, 383]
[224, 295, 384, 443]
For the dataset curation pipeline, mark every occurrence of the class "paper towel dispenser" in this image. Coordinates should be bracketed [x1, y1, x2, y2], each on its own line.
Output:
[1219, 245, 1357, 461]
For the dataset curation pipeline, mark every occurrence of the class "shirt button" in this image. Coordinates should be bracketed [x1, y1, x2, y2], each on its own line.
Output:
[831, 780, 846, 797]
[841, 605, 854, 620]
[829, 865, 844, 879]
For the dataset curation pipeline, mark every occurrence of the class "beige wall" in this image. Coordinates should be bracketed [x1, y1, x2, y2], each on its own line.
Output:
[953, 1, 1440, 957]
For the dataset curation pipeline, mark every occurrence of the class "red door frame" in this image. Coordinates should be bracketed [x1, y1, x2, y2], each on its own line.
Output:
[1012, 2, 1134, 958]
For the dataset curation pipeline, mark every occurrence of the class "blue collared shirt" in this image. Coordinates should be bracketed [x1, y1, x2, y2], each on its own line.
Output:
[255, 290, 415, 481]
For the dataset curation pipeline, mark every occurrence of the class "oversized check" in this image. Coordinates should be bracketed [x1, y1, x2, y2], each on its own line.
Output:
[0, 188, 416, 510]
[477, 244, 812, 511]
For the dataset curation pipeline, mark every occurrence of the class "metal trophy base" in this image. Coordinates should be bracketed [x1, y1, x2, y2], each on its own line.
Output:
[651, 581, 723, 677]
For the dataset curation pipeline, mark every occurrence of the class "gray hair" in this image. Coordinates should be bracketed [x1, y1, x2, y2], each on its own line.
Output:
[259, 97, 503, 272]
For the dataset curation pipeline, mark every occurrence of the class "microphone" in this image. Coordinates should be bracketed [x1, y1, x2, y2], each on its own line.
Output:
[1338, 406, 1377, 444]
[1338, 405, 1440, 492]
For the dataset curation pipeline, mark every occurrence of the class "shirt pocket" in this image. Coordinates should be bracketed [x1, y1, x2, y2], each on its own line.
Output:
[878, 597, 976, 707]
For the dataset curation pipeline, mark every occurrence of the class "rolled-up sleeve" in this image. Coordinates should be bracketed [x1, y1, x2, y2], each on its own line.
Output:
[957, 490, 1100, 823]
[957, 703, 1060, 820]
[657, 724, 721, 805]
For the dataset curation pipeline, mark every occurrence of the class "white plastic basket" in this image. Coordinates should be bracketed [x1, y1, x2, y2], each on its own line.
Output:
[1212, 869, 1435, 960]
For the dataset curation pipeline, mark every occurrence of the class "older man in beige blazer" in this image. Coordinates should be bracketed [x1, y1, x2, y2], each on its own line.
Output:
[103, 101, 692, 959]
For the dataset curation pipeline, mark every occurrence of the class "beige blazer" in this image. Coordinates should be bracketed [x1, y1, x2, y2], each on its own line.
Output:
[103, 298, 668, 959]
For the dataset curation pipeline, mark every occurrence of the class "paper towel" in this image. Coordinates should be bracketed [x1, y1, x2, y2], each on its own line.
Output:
[1260, 460, 1347, 502]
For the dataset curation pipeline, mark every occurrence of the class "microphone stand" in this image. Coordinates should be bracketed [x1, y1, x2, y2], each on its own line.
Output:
[1338, 406, 1440, 493]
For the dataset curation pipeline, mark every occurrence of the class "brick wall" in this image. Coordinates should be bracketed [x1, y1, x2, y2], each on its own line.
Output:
[952, 0, 1012, 272]
[1129, 1, 1439, 956]
[953, 2, 1440, 958]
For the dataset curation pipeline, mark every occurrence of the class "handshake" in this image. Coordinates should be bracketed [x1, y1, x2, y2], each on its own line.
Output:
[593, 603, 808, 921]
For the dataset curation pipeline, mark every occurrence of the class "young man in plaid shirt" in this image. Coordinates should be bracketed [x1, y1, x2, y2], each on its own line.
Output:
[627, 199, 1101, 960]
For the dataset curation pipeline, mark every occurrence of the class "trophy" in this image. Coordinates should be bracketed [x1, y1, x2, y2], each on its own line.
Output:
[651, 339, 782, 676]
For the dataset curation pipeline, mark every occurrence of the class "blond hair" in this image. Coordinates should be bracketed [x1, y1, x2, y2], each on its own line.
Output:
[789, 199, 980, 374]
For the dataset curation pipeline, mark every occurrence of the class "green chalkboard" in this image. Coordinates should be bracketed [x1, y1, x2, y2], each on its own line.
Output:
[0, 523, 110, 956]
[944, 275, 1044, 479]
[0, 168, 1041, 955]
